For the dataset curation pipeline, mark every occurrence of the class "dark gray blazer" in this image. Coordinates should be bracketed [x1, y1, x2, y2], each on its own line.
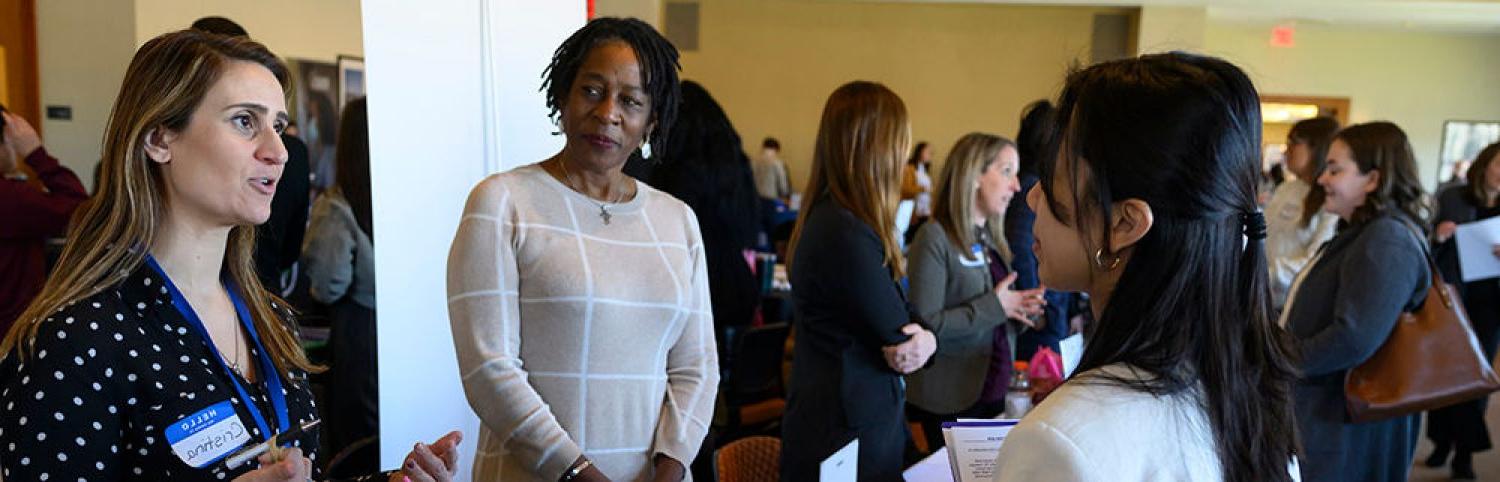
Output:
[904, 221, 1008, 414]
[1284, 214, 1430, 482]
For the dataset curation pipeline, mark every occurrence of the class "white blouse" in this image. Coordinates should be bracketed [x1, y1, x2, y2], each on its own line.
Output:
[1265, 179, 1339, 309]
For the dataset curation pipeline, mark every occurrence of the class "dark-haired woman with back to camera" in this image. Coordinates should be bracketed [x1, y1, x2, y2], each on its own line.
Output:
[1424, 141, 1500, 479]
[1008, 100, 1083, 362]
[446, 17, 717, 482]
[644, 80, 761, 340]
[779, 81, 937, 482]
[1281, 121, 1432, 482]
[993, 52, 1300, 482]
[0, 30, 458, 482]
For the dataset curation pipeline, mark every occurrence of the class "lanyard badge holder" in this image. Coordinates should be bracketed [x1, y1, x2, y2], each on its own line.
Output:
[146, 256, 291, 454]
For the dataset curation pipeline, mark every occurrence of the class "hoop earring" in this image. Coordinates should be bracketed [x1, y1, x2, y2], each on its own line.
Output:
[1094, 248, 1121, 271]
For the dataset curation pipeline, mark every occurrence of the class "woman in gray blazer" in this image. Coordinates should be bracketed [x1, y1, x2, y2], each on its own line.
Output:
[1281, 122, 1431, 482]
[905, 133, 1045, 450]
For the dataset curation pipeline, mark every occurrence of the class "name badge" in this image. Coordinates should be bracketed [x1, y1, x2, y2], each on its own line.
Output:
[166, 400, 252, 468]
[960, 243, 988, 267]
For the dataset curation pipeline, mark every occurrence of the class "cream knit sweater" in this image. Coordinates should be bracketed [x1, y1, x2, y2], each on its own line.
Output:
[447, 164, 719, 482]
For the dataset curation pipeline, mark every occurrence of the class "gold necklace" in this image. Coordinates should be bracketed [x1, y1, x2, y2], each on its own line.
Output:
[557, 159, 628, 224]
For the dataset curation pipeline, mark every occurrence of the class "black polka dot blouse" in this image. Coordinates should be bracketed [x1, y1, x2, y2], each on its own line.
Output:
[1, 265, 321, 481]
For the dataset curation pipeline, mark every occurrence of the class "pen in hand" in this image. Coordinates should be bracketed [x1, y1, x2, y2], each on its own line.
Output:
[225, 419, 322, 470]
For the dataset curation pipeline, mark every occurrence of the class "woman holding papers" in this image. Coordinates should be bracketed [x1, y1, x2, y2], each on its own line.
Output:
[1280, 122, 1432, 482]
[779, 81, 937, 481]
[1424, 141, 1500, 478]
[993, 53, 1300, 482]
[904, 133, 1045, 451]
[0, 30, 459, 482]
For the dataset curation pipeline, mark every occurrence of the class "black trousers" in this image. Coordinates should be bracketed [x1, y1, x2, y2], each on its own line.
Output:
[326, 299, 380, 474]
[1426, 281, 1500, 452]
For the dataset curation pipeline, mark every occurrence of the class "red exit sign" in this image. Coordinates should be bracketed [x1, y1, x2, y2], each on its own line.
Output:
[1271, 25, 1296, 47]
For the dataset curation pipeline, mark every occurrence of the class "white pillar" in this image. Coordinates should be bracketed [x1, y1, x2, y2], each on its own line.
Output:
[363, 1, 584, 478]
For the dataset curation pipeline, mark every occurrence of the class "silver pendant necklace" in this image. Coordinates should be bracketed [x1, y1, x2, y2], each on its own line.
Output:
[558, 160, 628, 224]
[227, 319, 243, 376]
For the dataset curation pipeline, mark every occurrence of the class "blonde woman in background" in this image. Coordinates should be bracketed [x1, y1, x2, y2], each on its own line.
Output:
[904, 133, 1046, 451]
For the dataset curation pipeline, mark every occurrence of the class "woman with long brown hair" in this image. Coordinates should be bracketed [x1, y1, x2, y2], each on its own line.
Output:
[779, 81, 936, 481]
[1282, 121, 1432, 481]
[0, 30, 457, 482]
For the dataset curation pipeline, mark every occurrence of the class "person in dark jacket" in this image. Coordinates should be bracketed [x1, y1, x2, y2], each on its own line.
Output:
[1424, 141, 1500, 479]
[1007, 100, 1083, 361]
[644, 80, 761, 340]
[638, 80, 760, 482]
[780, 81, 936, 481]
[1281, 121, 1432, 482]
[0, 109, 88, 333]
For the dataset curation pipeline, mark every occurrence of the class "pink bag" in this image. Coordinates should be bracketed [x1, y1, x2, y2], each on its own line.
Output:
[1028, 347, 1065, 403]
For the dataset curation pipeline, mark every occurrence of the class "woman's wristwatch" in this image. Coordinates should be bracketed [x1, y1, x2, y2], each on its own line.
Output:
[560, 458, 594, 482]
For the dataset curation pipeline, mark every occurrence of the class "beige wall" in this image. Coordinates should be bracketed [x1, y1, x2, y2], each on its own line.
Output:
[134, 0, 363, 62]
[681, 0, 1107, 190]
[1204, 23, 1500, 190]
[35, 0, 362, 190]
[1137, 6, 1205, 54]
[36, 0, 136, 187]
[595, 0, 661, 27]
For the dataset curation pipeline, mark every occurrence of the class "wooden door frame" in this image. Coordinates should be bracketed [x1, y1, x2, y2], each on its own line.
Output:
[1261, 94, 1350, 126]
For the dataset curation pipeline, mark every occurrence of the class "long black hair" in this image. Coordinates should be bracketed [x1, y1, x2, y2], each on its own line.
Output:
[542, 17, 680, 159]
[1038, 52, 1299, 482]
[648, 80, 760, 329]
[1016, 99, 1055, 178]
[334, 96, 372, 239]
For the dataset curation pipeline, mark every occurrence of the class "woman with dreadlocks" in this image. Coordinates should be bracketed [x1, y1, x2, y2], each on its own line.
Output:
[445, 18, 718, 482]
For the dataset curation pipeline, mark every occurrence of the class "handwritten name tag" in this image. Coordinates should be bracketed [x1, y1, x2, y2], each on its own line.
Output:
[165, 400, 251, 468]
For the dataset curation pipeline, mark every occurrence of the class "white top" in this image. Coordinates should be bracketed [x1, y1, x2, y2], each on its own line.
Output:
[751, 152, 791, 200]
[994, 364, 1301, 482]
[446, 164, 719, 482]
[914, 163, 933, 217]
[994, 364, 1224, 482]
[1264, 179, 1339, 309]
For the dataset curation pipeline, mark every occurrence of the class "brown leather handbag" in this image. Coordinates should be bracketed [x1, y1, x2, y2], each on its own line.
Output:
[1344, 234, 1500, 423]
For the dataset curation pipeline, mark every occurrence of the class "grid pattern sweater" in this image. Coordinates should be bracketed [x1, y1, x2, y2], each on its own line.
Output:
[446, 164, 718, 482]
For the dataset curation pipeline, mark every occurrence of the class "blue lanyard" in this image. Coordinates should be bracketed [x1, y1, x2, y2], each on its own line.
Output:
[145, 256, 289, 441]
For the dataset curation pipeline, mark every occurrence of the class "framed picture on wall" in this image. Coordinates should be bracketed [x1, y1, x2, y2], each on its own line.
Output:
[292, 59, 339, 190]
[337, 55, 365, 111]
[1438, 120, 1500, 187]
